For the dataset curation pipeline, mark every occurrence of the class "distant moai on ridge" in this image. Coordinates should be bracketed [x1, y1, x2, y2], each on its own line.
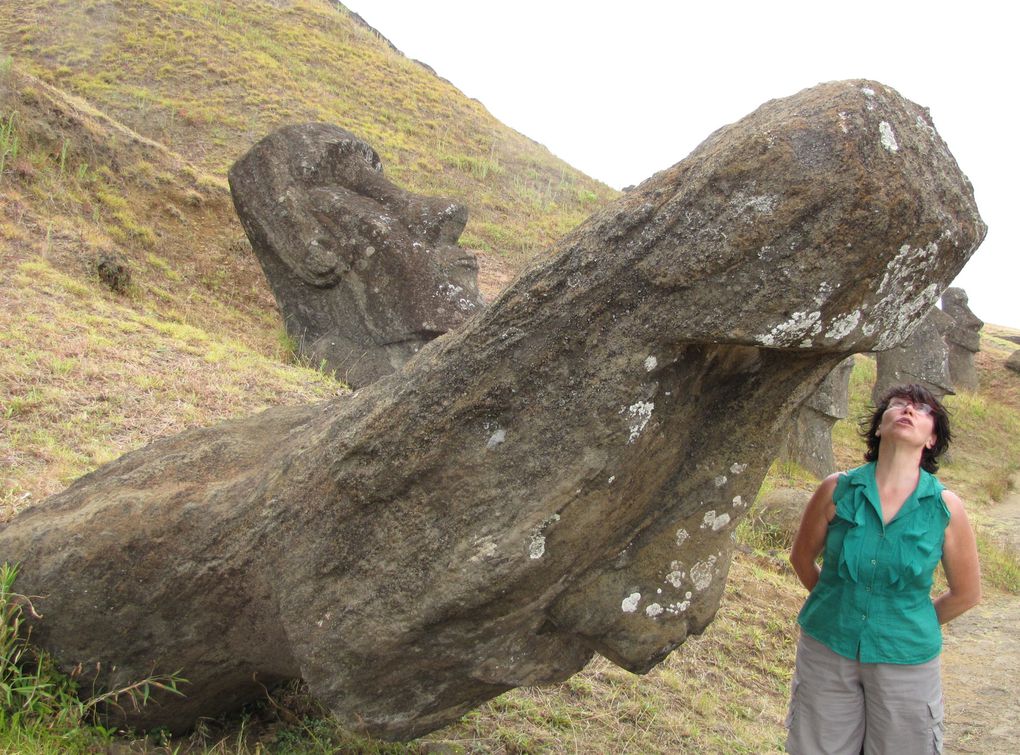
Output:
[941, 287, 983, 392]
[781, 356, 855, 477]
[872, 305, 955, 403]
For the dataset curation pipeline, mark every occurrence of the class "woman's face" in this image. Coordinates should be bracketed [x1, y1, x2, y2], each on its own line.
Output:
[878, 396, 938, 450]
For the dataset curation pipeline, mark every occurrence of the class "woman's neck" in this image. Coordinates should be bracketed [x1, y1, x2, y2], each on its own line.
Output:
[874, 444, 924, 490]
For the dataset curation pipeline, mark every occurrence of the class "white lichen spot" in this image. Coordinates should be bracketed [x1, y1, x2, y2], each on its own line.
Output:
[644, 355, 658, 372]
[675, 528, 689, 547]
[691, 555, 718, 591]
[825, 310, 861, 340]
[527, 513, 560, 560]
[879, 121, 899, 153]
[756, 310, 822, 347]
[676, 600, 691, 612]
[813, 281, 833, 307]
[608, 475, 616, 485]
[486, 428, 507, 449]
[714, 475, 727, 487]
[871, 243, 943, 349]
[621, 592, 642, 613]
[665, 569, 685, 588]
[838, 111, 850, 133]
[731, 191, 779, 217]
[861, 86, 875, 97]
[657, 588, 663, 594]
[730, 462, 748, 475]
[625, 401, 655, 443]
[685, 591, 693, 599]
[702, 511, 731, 531]
[645, 603, 664, 618]
[732, 495, 744, 508]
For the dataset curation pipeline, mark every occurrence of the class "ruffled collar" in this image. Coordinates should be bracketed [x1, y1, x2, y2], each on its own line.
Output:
[847, 461, 939, 527]
[834, 462, 947, 589]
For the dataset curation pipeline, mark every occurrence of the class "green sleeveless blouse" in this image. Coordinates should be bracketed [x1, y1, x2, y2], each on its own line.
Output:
[797, 461, 950, 664]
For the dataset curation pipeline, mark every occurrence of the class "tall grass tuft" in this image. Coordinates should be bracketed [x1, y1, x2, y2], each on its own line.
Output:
[0, 562, 188, 749]
[0, 111, 19, 179]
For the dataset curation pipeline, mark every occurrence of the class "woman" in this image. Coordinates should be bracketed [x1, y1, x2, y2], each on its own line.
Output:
[787, 384, 981, 754]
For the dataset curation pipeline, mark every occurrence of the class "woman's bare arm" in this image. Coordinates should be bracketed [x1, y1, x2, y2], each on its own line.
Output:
[934, 489, 981, 623]
[789, 474, 839, 592]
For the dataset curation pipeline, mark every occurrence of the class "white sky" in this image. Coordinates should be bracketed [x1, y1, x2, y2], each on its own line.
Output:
[349, 1, 1018, 328]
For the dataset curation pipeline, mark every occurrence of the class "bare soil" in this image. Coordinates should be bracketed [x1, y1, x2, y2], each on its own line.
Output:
[941, 473, 1020, 753]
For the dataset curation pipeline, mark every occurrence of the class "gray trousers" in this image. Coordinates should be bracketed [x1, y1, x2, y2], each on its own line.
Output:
[786, 632, 944, 754]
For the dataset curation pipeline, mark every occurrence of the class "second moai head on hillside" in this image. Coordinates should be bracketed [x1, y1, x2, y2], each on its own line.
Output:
[228, 123, 484, 388]
[781, 356, 855, 477]
[941, 287, 983, 391]
[872, 305, 954, 403]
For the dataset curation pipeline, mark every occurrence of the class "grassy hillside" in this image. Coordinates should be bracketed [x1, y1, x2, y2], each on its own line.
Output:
[1, 1, 1019, 751]
[0, 0, 617, 259]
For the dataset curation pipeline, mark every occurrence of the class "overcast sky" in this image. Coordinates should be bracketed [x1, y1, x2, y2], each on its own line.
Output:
[349, 1, 1017, 328]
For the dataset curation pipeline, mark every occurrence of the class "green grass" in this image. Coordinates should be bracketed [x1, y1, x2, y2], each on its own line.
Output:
[0, 562, 187, 752]
[976, 531, 1020, 593]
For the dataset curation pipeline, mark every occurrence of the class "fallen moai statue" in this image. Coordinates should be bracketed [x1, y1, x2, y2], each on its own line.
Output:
[873, 305, 956, 401]
[780, 356, 855, 477]
[228, 123, 484, 388]
[941, 287, 983, 391]
[0, 80, 985, 740]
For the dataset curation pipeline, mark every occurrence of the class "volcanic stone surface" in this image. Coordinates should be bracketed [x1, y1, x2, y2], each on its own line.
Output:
[228, 123, 483, 388]
[941, 287, 983, 391]
[0, 80, 985, 740]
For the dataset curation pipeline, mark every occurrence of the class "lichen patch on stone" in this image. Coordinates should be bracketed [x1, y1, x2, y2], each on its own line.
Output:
[825, 310, 861, 341]
[527, 513, 561, 560]
[691, 555, 719, 591]
[645, 602, 664, 618]
[621, 592, 642, 613]
[701, 511, 731, 531]
[665, 569, 685, 588]
[879, 121, 899, 153]
[756, 310, 822, 347]
[624, 401, 654, 443]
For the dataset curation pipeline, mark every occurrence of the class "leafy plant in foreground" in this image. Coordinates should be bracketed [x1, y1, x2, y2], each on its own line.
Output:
[0, 561, 188, 747]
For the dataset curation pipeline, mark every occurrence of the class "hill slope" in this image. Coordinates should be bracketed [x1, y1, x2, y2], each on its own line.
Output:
[1, 2, 1019, 752]
[0, 0, 617, 257]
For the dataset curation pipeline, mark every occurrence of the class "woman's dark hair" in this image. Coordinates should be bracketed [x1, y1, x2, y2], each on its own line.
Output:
[860, 383, 951, 473]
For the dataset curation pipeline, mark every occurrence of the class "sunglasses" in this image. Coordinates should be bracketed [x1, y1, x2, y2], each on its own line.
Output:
[887, 398, 935, 416]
